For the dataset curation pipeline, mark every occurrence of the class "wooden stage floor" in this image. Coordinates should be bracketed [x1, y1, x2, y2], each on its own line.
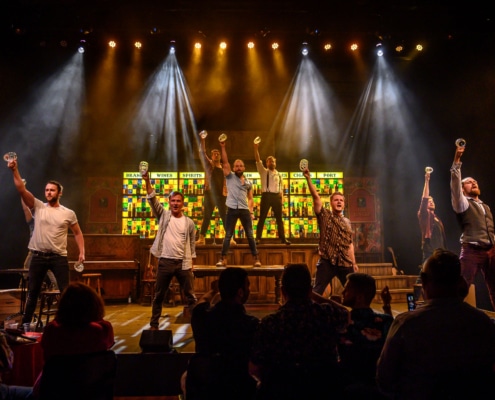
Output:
[1, 289, 413, 354]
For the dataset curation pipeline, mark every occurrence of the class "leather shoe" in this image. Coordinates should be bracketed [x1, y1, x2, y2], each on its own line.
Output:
[281, 239, 291, 245]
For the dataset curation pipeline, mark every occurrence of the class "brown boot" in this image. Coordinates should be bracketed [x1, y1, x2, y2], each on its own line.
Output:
[216, 258, 227, 267]
[253, 256, 261, 268]
[195, 234, 205, 245]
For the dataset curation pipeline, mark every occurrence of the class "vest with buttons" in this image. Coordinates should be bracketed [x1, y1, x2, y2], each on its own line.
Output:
[456, 198, 495, 246]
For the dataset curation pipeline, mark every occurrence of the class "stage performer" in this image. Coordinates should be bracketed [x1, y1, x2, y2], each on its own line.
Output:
[7, 158, 85, 326]
[254, 139, 290, 245]
[302, 165, 358, 295]
[216, 136, 260, 267]
[451, 141, 495, 309]
[196, 131, 235, 246]
[142, 168, 197, 330]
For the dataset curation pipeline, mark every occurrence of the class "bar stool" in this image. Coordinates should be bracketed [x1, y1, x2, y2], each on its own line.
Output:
[82, 273, 102, 296]
[36, 289, 60, 331]
[140, 279, 156, 305]
[167, 278, 185, 307]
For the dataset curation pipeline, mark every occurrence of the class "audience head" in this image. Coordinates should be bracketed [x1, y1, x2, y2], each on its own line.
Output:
[281, 263, 312, 302]
[420, 249, 465, 299]
[218, 267, 250, 304]
[342, 273, 376, 308]
[56, 282, 105, 327]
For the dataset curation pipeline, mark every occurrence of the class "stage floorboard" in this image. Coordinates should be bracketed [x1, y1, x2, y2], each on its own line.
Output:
[1, 290, 415, 354]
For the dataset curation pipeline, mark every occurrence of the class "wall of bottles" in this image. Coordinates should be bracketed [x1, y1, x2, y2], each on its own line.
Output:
[122, 170, 343, 239]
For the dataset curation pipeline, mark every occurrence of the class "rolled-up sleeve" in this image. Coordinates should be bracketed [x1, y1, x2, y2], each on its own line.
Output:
[450, 162, 468, 213]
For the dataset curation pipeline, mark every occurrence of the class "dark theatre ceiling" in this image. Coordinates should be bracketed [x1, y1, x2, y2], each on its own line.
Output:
[2, 1, 493, 50]
[0, 1, 494, 275]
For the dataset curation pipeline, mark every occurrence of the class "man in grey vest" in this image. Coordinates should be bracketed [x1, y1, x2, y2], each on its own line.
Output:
[451, 142, 495, 310]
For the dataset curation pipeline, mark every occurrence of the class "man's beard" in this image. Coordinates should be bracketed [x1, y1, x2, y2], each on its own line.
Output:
[235, 171, 243, 178]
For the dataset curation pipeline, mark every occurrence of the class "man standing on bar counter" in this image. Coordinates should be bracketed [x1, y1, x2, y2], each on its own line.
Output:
[7, 157, 85, 327]
[254, 138, 291, 245]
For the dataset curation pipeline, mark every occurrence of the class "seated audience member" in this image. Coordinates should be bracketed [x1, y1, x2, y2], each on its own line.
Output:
[339, 273, 393, 399]
[40, 282, 114, 359]
[186, 267, 259, 400]
[376, 249, 495, 399]
[0, 332, 33, 400]
[249, 263, 349, 400]
[32, 282, 114, 397]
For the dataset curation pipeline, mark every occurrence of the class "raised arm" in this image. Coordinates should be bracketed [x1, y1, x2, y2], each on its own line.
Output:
[143, 170, 154, 195]
[200, 135, 212, 165]
[450, 145, 468, 213]
[8, 159, 35, 209]
[303, 167, 322, 214]
[422, 172, 430, 199]
[254, 142, 261, 163]
[220, 141, 231, 176]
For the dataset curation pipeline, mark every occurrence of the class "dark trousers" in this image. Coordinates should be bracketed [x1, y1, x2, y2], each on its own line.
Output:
[256, 192, 286, 240]
[199, 189, 227, 236]
[460, 243, 495, 309]
[221, 208, 258, 257]
[313, 257, 353, 295]
[150, 258, 197, 328]
[22, 253, 69, 324]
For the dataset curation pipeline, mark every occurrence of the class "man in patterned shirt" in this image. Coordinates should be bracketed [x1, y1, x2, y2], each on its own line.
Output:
[249, 263, 349, 399]
[302, 166, 358, 295]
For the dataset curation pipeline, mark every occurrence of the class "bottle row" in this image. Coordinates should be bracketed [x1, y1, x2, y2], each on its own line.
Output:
[122, 170, 342, 239]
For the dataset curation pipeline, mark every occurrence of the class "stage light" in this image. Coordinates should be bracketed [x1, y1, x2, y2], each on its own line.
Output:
[301, 42, 308, 56]
[271, 42, 279, 50]
[350, 43, 358, 51]
[415, 44, 423, 51]
[170, 46, 175, 54]
[194, 42, 201, 49]
[219, 42, 227, 49]
[134, 41, 142, 49]
[323, 43, 332, 51]
[247, 41, 254, 49]
[77, 46, 85, 54]
[376, 43, 383, 57]
[108, 41, 116, 48]
[395, 45, 404, 53]
[60, 40, 68, 47]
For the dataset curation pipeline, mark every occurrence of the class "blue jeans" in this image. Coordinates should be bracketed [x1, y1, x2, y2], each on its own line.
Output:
[150, 258, 197, 328]
[22, 254, 69, 324]
[221, 208, 258, 257]
[313, 257, 353, 295]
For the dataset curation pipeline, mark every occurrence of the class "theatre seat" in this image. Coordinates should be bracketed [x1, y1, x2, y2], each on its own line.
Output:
[38, 350, 117, 400]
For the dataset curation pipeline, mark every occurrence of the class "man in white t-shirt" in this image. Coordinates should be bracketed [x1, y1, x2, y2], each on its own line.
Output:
[143, 170, 197, 330]
[8, 158, 85, 326]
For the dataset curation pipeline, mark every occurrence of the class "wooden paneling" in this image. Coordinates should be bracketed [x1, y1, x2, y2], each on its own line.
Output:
[67, 235, 140, 301]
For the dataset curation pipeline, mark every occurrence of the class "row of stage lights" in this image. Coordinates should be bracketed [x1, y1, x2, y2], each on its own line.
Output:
[75, 39, 424, 56]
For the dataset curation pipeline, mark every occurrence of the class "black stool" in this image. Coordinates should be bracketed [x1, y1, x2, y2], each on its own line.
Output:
[140, 279, 156, 305]
[36, 290, 60, 331]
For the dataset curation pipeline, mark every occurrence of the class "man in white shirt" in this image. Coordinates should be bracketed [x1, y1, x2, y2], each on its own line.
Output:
[143, 170, 197, 330]
[254, 141, 290, 245]
[8, 158, 85, 326]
